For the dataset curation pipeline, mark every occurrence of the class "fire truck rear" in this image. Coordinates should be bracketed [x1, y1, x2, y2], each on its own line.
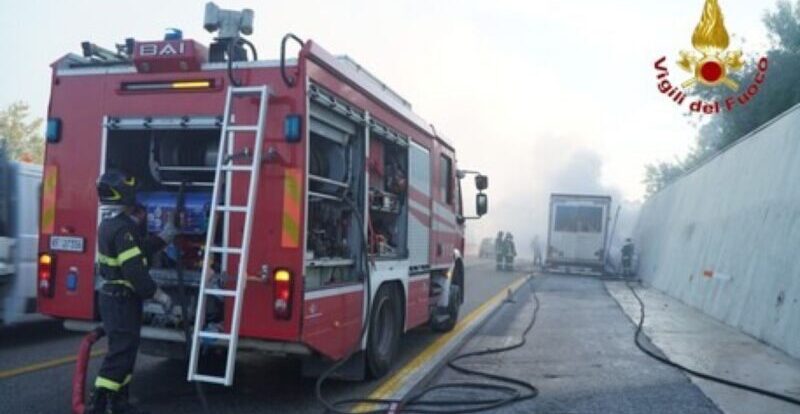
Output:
[37, 4, 488, 384]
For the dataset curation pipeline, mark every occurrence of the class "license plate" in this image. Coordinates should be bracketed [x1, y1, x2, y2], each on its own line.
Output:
[50, 236, 85, 253]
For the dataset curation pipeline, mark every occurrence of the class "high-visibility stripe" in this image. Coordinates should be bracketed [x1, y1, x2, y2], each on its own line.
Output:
[104, 279, 135, 290]
[41, 165, 58, 235]
[117, 246, 142, 265]
[97, 247, 142, 267]
[95, 376, 122, 391]
[122, 374, 132, 386]
[97, 254, 120, 267]
[281, 168, 302, 248]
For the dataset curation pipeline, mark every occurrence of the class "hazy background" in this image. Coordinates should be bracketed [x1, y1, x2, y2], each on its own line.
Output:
[0, 0, 775, 256]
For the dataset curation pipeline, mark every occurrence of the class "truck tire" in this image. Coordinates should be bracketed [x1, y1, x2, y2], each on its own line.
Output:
[366, 285, 401, 378]
[430, 284, 461, 332]
[431, 261, 463, 333]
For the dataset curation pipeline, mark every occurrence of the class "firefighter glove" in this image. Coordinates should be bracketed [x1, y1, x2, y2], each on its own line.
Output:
[158, 212, 178, 244]
[153, 288, 173, 311]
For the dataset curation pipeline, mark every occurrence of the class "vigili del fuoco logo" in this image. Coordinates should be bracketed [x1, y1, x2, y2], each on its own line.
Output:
[654, 0, 768, 114]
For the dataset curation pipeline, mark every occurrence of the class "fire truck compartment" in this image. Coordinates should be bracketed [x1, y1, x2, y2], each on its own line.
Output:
[304, 100, 368, 289]
[303, 91, 410, 289]
[103, 122, 223, 328]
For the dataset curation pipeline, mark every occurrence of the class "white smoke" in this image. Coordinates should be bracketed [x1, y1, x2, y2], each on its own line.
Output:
[464, 147, 640, 261]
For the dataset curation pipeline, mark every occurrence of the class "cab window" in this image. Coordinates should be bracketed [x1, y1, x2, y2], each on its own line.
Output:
[439, 154, 453, 205]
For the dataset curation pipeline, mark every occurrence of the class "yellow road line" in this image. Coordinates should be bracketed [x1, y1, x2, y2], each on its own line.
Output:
[0, 349, 107, 380]
[353, 275, 529, 412]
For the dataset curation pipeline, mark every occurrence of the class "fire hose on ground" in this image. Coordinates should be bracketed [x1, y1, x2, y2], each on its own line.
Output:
[71, 327, 105, 414]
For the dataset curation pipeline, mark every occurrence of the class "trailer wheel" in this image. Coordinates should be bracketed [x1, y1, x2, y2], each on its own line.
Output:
[366, 285, 401, 378]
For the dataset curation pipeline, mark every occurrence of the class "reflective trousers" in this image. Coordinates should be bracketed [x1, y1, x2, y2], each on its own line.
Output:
[95, 285, 142, 392]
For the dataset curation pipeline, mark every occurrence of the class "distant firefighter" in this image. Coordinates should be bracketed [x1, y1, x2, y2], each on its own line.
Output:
[621, 238, 635, 277]
[495, 231, 505, 271]
[503, 233, 516, 272]
[531, 235, 543, 268]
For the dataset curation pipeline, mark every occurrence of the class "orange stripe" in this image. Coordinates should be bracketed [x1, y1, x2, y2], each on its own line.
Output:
[41, 165, 58, 235]
[281, 169, 302, 248]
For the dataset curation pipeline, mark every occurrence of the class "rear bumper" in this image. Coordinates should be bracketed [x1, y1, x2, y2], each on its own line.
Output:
[547, 258, 603, 267]
[545, 263, 603, 276]
[63, 319, 311, 356]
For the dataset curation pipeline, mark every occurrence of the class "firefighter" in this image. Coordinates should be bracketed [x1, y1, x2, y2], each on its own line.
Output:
[495, 231, 505, 270]
[531, 235, 543, 268]
[86, 170, 176, 414]
[504, 233, 517, 271]
[621, 238, 635, 278]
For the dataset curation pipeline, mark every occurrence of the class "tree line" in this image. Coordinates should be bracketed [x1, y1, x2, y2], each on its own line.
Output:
[0, 101, 44, 164]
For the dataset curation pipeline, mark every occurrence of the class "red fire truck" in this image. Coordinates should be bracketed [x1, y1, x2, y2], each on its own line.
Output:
[37, 5, 488, 385]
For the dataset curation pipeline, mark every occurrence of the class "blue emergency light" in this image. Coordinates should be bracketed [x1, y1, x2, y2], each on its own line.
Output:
[66, 268, 78, 292]
[284, 114, 302, 142]
[46, 118, 61, 143]
[165, 28, 183, 40]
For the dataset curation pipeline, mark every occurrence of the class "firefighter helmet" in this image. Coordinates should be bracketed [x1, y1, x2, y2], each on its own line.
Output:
[96, 170, 138, 206]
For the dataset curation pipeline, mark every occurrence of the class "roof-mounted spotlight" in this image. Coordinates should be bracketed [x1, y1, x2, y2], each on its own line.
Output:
[203, 2, 258, 85]
[204, 2, 254, 41]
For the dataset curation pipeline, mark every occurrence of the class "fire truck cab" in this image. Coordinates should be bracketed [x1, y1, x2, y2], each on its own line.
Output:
[37, 4, 488, 384]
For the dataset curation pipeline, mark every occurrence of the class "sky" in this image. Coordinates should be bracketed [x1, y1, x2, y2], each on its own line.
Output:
[0, 0, 778, 254]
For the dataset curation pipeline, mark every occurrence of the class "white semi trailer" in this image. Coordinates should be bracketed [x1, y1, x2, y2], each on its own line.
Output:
[0, 149, 42, 325]
[546, 193, 611, 275]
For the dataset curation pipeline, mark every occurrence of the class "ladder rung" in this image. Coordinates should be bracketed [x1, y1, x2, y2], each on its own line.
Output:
[231, 86, 266, 95]
[204, 288, 237, 297]
[189, 84, 268, 389]
[217, 205, 247, 213]
[209, 246, 243, 255]
[191, 374, 228, 385]
[226, 125, 259, 132]
[198, 331, 232, 340]
[220, 165, 253, 172]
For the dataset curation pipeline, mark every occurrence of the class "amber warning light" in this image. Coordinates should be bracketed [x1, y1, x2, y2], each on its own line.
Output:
[38, 253, 55, 297]
[121, 79, 215, 92]
[273, 269, 293, 320]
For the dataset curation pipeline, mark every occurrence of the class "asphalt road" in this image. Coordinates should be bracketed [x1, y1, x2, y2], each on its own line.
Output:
[421, 273, 722, 414]
[0, 258, 525, 414]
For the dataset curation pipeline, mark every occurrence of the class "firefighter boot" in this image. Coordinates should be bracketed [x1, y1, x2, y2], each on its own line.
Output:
[84, 387, 108, 414]
[107, 387, 150, 414]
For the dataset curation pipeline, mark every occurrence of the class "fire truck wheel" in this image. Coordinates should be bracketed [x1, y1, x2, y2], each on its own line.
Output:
[431, 263, 463, 332]
[430, 284, 461, 332]
[366, 285, 401, 378]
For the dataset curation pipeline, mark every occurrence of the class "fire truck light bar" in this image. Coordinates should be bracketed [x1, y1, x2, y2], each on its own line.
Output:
[121, 79, 214, 92]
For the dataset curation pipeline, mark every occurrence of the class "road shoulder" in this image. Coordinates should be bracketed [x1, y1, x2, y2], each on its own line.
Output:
[417, 274, 721, 414]
[606, 281, 800, 414]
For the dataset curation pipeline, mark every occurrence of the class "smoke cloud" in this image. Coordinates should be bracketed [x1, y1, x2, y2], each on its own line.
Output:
[464, 144, 640, 261]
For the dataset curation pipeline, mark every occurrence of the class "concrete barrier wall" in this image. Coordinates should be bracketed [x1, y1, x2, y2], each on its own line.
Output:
[634, 104, 800, 359]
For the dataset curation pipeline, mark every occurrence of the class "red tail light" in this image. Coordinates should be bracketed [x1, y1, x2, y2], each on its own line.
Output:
[38, 253, 55, 297]
[272, 269, 293, 320]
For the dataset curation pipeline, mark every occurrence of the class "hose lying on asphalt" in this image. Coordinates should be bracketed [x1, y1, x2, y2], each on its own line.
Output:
[626, 281, 800, 407]
[327, 277, 541, 413]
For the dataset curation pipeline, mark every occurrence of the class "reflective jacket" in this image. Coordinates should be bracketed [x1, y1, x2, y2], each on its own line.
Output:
[96, 213, 164, 299]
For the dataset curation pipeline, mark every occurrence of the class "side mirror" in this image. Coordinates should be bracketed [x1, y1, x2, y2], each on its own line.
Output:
[475, 175, 488, 191]
[476, 193, 488, 216]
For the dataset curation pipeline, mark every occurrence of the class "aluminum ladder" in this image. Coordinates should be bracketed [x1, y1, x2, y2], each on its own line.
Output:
[187, 85, 269, 386]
